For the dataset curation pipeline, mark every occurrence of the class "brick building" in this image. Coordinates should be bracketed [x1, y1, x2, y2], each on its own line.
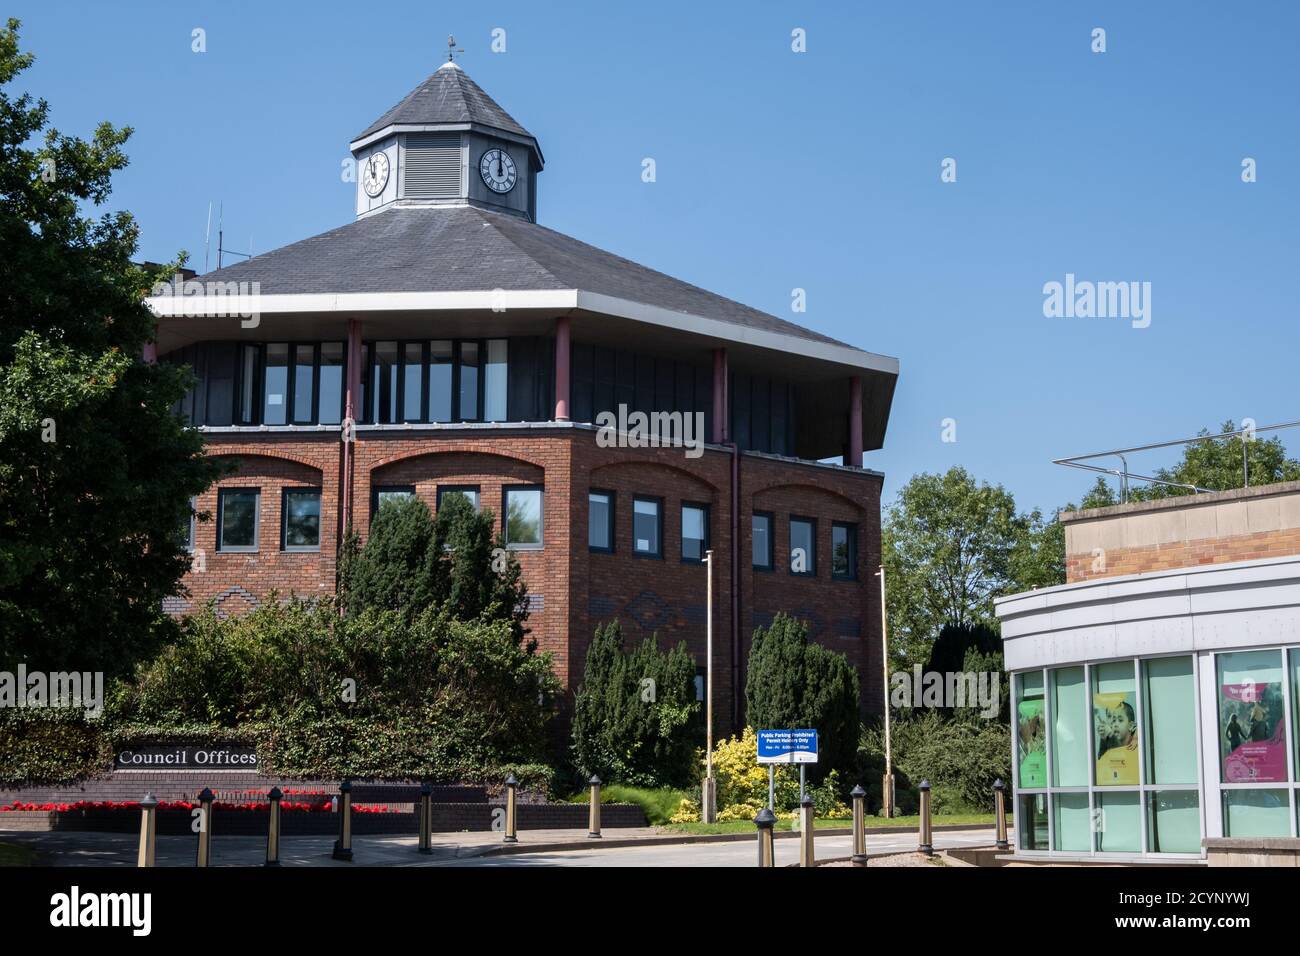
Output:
[147, 60, 899, 733]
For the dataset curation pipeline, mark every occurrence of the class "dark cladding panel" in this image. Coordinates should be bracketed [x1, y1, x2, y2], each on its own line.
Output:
[205, 343, 236, 426]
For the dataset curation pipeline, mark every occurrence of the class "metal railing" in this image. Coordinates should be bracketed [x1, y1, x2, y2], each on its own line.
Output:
[1054, 420, 1300, 503]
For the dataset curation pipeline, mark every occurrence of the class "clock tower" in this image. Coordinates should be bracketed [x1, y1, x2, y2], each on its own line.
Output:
[350, 53, 543, 222]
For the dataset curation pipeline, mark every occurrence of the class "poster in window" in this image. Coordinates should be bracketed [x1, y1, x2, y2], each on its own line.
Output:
[1093, 691, 1139, 785]
[1017, 698, 1046, 788]
[1221, 680, 1287, 783]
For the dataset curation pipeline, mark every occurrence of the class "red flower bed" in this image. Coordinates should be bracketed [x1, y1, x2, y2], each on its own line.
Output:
[1, 799, 399, 814]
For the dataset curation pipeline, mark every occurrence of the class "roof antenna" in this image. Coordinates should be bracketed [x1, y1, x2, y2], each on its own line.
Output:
[446, 34, 463, 63]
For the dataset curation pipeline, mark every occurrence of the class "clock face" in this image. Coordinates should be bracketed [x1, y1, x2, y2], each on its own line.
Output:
[479, 148, 518, 194]
[362, 152, 390, 197]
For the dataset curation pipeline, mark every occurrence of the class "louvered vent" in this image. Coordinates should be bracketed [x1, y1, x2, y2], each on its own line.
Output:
[404, 133, 461, 198]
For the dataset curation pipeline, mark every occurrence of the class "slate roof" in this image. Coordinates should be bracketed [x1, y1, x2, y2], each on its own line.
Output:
[354, 61, 533, 143]
[183, 205, 856, 350]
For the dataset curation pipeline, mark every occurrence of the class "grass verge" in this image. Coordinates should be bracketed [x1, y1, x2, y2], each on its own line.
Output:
[664, 813, 996, 835]
[0, 841, 35, 867]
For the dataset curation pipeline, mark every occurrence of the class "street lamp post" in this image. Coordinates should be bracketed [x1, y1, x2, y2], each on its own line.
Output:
[702, 549, 717, 823]
[875, 564, 895, 817]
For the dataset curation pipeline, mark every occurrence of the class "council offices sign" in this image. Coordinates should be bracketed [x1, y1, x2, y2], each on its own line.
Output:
[114, 746, 258, 771]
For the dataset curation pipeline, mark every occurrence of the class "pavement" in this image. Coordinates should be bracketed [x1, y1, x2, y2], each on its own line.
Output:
[0, 825, 996, 867]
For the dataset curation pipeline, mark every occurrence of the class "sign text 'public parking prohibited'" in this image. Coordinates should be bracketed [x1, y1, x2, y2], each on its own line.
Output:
[756, 729, 818, 764]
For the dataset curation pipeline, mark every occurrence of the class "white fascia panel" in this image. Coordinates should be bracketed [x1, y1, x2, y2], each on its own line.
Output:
[147, 289, 579, 317]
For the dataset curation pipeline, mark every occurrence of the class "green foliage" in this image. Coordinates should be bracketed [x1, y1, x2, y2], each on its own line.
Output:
[570, 620, 701, 788]
[338, 493, 529, 641]
[863, 710, 1010, 814]
[0, 19, 224, 674]
[743, 613, 859, 781]
[0, 709, 110, 786]
[587, 784, 691, 826]
[108, 598, 561, 774]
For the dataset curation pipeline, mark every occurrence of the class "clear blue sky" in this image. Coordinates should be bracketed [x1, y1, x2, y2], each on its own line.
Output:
[10, 1, 1299, 512]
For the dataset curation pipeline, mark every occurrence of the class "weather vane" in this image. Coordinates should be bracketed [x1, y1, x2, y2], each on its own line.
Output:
[446, 35, 464, 63]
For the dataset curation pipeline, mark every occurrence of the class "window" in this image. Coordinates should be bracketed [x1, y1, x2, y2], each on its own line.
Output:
[694, 667, 705, 702]
[459, 341, 480, 421]
[485, 339, 507, 421]
[1092, 661, 1138, 787]
[282, 488, 321, 551]
[291, 344, 315, 424]
[263, 344, 289, 425]
[633, 497, 662, 557]
[437, 485, 480, 511]
[318, 342, 344, 425]
[589, 490, 614, 552]
[371, 485, 415, 517]
[789, 517, 815, 576]
[402, 342, 424, 422]
[1016, 671, 1046, 789]
[183, 496, 197, 551]
[238, 344, 258, 425]
[1050, 666, 1088, 787]
[831, 522, 857, 579]
[752, 512, 773, 570]
[1217, 650, 1286, 785]
[1144, 657, 1197, 785]
[217, 488, 259, 551]
[504, 486, 543, 548]
[681, 503, 709, 563]
[369, 341, 398, 424]
[428, 340, 453, 422]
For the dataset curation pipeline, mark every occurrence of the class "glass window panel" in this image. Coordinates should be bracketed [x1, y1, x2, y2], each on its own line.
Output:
[1222, 789, 1290, 838]
[831, 522, 855, 578]
[633, 498, 660, 556]
[1293, 649, 1300, 775]
[1051, 666, 1088, 787]
[292, 345, 314, 423]
[1146, 791, 1200, 853]
[218, 489, 258, 550]
[1143, 656, 1197, 785]
[1092, 661, 1139, 787]
[505, 487, 542, 547]
[429, 340, 453, 422]
[752, 513, 772, 569]
[283, 489, 320, 550]
[1096, 791, 1141, 853]
[371, 341, 398, 424]
[437, 486, 480, 511]
[1217, 650, 1286, 784]
[1016, 672, 1046, 788]
[589, 492, 612, 551]
[319, 343, 343, 425]
[459, 341, 480, 420]
[1017, 793, 1048, 850]
[485, 339, 507, 422]
[789, 518, 814, 575]
[1052, 792, 1091, 852]
[373, 486, 414, 516]
[239, 345, 257, 424]
[402, 343, 423, 422]
[682, 504, 707, 562]
[358, 344, 369, 423]
[263, 344, 288, 425]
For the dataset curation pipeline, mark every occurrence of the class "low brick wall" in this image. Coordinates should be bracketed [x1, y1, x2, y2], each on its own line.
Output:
[0, 802, 646, 835]
[0, 775, 488, 806]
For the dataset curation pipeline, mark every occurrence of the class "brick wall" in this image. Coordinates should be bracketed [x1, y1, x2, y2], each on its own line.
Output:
[178, 426, 885, 735]
[1063, 481, 1300, 582]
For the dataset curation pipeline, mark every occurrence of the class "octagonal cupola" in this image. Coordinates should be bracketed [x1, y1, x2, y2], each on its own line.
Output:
[349, 52, 543, 222]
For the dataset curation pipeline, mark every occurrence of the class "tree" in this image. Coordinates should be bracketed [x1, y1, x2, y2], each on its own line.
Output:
[744, 613, 859, 781]
[0, 20, 223, 675]
[339, 493, 529, 641]
[571, 620, 700, 788]
[882, 467, 1028, 666]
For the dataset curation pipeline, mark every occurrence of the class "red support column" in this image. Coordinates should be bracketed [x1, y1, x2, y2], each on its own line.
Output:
[848, 374, 864, 468]
[712, 347, 728, 443]
[554, 315, 571, 421]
